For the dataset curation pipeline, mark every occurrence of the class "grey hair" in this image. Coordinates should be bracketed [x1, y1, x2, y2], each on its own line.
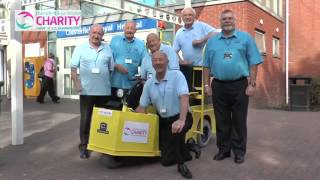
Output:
[147, 33, 160, 40]
[124, 20, 137, 27]
[181, 7, 196, 16]
[90, 24, 104, 34]
[152, 50, 168, 60]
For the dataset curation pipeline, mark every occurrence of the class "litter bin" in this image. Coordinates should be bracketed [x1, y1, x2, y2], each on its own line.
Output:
[289, 76, 312, 111]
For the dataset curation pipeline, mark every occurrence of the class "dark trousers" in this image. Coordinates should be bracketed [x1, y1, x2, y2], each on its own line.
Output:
[180, 65, 202, 92]
[159, 112, 193, 166]
[79, 95, 110, 152]
[37, 76, 59, 102]
[180, 65, 193, 92]
[211, 77, 249, 156]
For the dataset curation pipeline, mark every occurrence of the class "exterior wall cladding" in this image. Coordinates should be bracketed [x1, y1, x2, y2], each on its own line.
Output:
[22, 32, 47, 60]
[289, 0, 320, 78]
[177, 1, 285, 108]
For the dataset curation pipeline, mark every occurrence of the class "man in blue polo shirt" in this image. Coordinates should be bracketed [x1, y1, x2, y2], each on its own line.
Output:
[140, 33, 179, 80]
[110, 20, 146, 101]
[136, 51, 193, 179]
[173, 7, 216, 91]
[173, 7, 216, 66]
[71, 24, 114, 159]
[203, 9, 263, 164]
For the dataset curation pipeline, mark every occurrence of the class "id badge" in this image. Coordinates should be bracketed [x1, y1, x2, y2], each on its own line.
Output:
[91, 68, 100, 74]
[125, 58, 132, 64]
[223, 51, 233, 60]
[147, 73, 153, 79]
[160, 108, 167, 114]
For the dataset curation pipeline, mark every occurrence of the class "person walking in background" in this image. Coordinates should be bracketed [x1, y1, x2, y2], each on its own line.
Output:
[37, 53, 60, 104]
[203, 9, 263, 164]
[71, 24, 114, 159]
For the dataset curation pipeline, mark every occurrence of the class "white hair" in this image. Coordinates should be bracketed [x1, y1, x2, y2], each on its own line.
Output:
[181, 7, 196, 16]
[90, 24, 104, 34]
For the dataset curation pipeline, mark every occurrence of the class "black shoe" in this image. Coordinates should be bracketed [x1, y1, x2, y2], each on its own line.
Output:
[213, 151, 231, 160]
[234, 155, 245, 164]
[36, 99, 44, 104]
[177, 163, 192, 179]
[53, 97, 60, 103]
[188, 144, 201, 159]
[53, 100, 60, 103]
[184, 153, 193, 162]
[80, 150, 90, 159]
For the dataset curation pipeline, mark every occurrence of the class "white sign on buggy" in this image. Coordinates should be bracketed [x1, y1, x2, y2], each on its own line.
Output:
[122, 121, 149, 144]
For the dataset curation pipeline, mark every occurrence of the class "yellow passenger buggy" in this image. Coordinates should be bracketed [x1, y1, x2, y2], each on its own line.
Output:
[87, 67, 216, 167]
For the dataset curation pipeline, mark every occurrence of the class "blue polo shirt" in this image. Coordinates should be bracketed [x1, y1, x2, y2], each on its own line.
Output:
[173, 21, 215, 66]
[139, 70, 189, 118]
[203, 30, 263, 80]
[70, 41, 114, 95]
[110, 35, 146, 89]
[140, 43, 180, 80]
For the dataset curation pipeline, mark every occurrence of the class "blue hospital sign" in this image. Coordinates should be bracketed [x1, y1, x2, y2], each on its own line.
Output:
[57, 18, 157, 38]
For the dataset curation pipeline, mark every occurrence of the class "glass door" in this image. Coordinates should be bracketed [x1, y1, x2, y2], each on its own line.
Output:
[56, 38, 86, 99]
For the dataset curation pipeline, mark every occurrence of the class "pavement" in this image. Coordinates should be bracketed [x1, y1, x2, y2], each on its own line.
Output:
[0, 97, 320, 180]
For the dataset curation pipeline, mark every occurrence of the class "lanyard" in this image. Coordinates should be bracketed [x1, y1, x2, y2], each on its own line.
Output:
[223, 37, 233, 51]
[94, 47, 102, 68]
[157, 80, 167, 109]
[125, 40, 134, 57]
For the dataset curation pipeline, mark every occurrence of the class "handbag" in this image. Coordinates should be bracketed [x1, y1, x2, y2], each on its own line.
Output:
[38, 66, 44, 79]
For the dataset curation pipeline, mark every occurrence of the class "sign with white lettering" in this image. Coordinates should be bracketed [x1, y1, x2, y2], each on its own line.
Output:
[57, 18, 157, 38]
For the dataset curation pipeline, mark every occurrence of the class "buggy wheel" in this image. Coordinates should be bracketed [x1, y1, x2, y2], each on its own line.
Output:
[100, 154, 123, 169]
[197, 118, 212, 147]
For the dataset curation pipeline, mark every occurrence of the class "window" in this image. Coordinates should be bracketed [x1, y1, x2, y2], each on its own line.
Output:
[252, 0, 282, 17]
[0, 19, 5, 33]
[265, 0, 282, 16]
[134, 0, 157, 6]
[272, 37, 280, 58]
[64, 46, 75, 69]
[161, 30, 174, 45]
[0, 8, 6, 19]
[273, 0, 282, 16]
[160, 0, 184, 6]
[265, 0, 271, 9]
[254, 30, 266, 54]
[81, 2, 119, 18]
[48, 32, 57, 63]
[64, 74, 78, 95]
[48, 32, 56, 41]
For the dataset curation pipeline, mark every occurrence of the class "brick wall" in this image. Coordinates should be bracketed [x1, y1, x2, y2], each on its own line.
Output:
[289, 0, 320, 78]
[245, 2, 286, 108]
[176, 1, 285, 108]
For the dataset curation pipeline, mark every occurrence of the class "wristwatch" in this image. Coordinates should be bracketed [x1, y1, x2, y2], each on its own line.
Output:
[250, 81, 256, 87]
